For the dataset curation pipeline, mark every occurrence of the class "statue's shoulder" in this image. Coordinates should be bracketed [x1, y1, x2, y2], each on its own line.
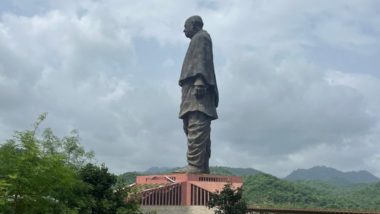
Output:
[193, 30, 211, 41]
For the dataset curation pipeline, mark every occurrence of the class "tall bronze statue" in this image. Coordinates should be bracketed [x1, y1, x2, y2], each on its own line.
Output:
[177, 15, 218, 174]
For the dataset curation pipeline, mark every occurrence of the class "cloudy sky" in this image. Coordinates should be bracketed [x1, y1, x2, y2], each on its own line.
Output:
[1, 0, 379, 177]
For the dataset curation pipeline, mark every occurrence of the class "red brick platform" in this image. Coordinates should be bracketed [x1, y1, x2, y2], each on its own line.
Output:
[136, 173, 243, 206]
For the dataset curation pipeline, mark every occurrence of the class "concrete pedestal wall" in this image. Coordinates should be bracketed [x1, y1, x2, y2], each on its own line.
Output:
[141, 205, 215, 214]
[136, 173, 243, 206]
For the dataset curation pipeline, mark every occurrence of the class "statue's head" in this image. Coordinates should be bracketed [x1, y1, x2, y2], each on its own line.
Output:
[184, 15, 203, 39]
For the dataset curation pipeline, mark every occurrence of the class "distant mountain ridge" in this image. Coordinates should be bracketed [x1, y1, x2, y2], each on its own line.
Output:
[144, 166, 177, 174]
[120, 165, 379, 186]
[285, 166, 379, 185]
[212, 166, 261, 176]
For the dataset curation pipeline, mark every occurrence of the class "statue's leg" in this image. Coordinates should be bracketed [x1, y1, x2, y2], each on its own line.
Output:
[206, 126, 211, 170]
[186, 111, 211, 173]
[183, 116, 189, 136]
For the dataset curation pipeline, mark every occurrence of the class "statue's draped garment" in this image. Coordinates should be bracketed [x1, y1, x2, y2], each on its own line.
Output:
[179, 30, 218, 171]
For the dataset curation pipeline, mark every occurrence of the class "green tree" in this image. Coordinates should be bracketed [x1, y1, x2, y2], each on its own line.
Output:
[79, 163, 141, 214]
[208, 183, 247, 214]
[0, 113, 141, 213]
[0, 113, 92, 213]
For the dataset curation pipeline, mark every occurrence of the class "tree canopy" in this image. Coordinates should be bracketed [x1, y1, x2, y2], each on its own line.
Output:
[0, 113, 140, 214]
[208, 183, 247, 214]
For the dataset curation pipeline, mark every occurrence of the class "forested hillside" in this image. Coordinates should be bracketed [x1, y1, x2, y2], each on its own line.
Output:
[244, 173, 380, 211]
[285, 166, 379, 185]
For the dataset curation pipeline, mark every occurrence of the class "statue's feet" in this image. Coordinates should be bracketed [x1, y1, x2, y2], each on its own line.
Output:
[174, 165, 209, 174]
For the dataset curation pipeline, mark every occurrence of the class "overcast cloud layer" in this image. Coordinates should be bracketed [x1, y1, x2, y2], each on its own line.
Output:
[1, 0, 379, 177]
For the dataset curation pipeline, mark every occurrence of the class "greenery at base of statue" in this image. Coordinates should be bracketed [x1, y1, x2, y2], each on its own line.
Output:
[207, 183, 247, 214]
[0, 113, 141, 214]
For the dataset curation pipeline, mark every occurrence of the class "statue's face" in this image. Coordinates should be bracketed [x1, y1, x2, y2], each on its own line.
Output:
[183, 21, 197, 39]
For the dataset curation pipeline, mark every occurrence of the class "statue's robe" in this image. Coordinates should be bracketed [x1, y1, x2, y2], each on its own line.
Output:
[179, 29, 218, 120]
[179, 30, 218, 172]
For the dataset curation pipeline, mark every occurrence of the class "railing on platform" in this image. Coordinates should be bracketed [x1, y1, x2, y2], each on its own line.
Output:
[247, 207, 380, 214]
[141, 183, 182, 206]
[190, 184, 211, 206]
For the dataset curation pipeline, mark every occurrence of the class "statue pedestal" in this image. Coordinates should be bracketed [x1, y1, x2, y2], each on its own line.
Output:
[135, 173, 243, 212]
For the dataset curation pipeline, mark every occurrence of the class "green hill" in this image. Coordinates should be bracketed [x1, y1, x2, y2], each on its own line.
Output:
[243, 173, 380, 211]
[117, 172, 143, 185]
[212, 166, 261, 176]
[285, 166, 379, 185]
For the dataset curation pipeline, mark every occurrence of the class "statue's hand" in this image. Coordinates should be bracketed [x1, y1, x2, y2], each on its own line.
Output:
[194, 85, 206, 99]
[193, 76, 206, 99]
